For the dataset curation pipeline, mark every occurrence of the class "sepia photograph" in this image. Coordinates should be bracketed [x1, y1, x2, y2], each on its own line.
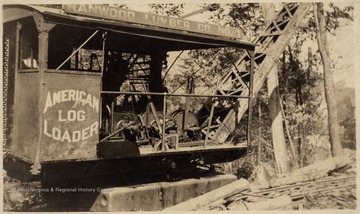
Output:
[2, 1, 357, 211]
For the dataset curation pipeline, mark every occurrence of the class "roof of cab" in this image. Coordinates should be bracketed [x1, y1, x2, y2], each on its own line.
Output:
[3, 4, 256, 52]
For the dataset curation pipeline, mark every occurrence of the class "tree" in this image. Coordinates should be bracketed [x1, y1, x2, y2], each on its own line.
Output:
[313, 3, 343, 157]
[267, 66, 289, 172]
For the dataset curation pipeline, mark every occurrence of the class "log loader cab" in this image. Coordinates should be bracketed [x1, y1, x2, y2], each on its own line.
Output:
[3, 4, 255, 183]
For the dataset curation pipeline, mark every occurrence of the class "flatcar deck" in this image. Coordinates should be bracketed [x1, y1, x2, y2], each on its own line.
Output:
[139, 142, 247, 156]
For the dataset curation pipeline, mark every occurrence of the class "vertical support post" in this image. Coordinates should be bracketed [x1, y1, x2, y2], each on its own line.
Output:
[12, 22, 21, 142]
[146, 103, 150, 125]
[75, 48, 79, 69]
[162, 93, 167, 151]
[32, 15, 55, 174]
[15, 22, 22, 71]
[257, 104, 262, 164]
[111, 101, 115, 133]
[99, 32, 107, 130]
[89, 55, 93, 70]
[182, 76, 190, 130]
[247, 50, 255, 149]
[204, 100, 216, 147]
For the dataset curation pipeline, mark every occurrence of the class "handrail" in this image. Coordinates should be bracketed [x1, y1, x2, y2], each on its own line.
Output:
[101, 91, 250, 99]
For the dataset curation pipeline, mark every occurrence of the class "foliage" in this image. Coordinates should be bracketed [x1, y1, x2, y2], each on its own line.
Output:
[208, 3, 264, 38]
[325, 3, 353, 34]
[149, 4, 184, 17]
[300, 3, 353, 36]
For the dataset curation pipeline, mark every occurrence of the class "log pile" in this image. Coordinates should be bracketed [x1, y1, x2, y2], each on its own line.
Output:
[257, 156, 352, 189]
[163, 156, 356, 211]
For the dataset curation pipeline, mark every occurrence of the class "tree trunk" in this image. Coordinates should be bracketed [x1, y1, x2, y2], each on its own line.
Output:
[267, 66, 289, 173]
[313, 3, 343, 157]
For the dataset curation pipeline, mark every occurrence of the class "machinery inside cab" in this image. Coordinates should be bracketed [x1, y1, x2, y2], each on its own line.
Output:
[3, 5, 255, 181]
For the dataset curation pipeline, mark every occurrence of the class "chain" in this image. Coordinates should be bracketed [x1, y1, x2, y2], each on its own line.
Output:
[3, 37, 10, 147]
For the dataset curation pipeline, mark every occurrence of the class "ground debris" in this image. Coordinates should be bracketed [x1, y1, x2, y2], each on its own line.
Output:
[303, 191, 357, 209]
[195, 156, 356, 211]
[3, 171, 46, 211]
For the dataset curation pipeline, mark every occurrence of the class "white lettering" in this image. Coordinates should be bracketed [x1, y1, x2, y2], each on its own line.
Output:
[44, 90, 98, 112]
[43, 119, 52, 137]
[72, 131, 81, 142]
[78, 110, 86, 122]
[77, 5, 88, 13]
[68, 89, 76, 101]
[67, 110, 77, 122]
[87, 5, 97, 14]
[218, 27, 231, 36]
[60, 131, 71, 142]
[90, 121, 98, 137]
[144, 13, 149, 21]
[169, 19, 176, 27]
[109, 8, 117, 18]
[82, 127, 90, 140]
[44, 92, 52, 113]
[198, 23, 211, 32]
[183, 21, 190, 30]
[58, 110, 67, 122]
[43, 89, 100, 143]
[62, 5, 243, 39]
[118, 10, 127, 19]
[58, 110, 86, 122]
[176, 20, 183, 27]
[53, 91, 61, 106]
[97, 5, 109, 16]
[79, 91, 86, 105]
[160, 16, 167, 25]
[52, 127, 62, 141]
[43, 121, 99, 142]
[128, 11, 135, 20]
[85, 94, 92, 107]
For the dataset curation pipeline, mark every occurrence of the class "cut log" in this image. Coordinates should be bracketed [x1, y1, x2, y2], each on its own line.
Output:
[228, 195, 292, 210]
[269, 156, 351, 188]
[164, 178, 250, 211]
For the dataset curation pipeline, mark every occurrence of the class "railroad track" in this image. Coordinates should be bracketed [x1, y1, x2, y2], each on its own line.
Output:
[226, 175, 356, 203]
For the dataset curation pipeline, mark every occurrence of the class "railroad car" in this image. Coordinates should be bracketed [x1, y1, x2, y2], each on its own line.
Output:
[3, 4, 255, 184]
